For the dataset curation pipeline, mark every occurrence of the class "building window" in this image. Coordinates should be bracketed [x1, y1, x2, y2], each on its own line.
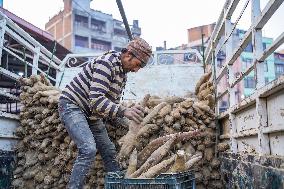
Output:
[262, 42, 266, 50]
[244, 43, 253, 52]
[244, 76, 255, 88]
[275, 64, 284, 78]
[242, 57, 253, 69]
[265, 77, 269, 84]
[114, 28, 127, 36]
[91, 39, 111, 51]
[91, 19, 106, 33]
[217, 58, 223, 68]
[74, 14, 88, 28]
[75, 35, 88, 48]
[264, 60, 268, 72]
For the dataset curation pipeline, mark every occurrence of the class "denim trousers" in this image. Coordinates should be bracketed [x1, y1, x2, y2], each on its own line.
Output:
[58, 98, 120, 189]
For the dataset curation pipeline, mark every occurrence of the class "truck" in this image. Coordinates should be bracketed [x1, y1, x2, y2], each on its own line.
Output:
[0, 0, 284, 188]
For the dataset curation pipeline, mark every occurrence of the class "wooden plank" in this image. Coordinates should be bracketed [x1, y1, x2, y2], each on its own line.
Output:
[0, 111, 19, 120]
[231, 63, 254, 88]
[0, 90, 19, 100]
[235, 104, 257, 134]
[260, 75, 284, 97]
[256, 97, 270, 154]
[255, 0, 284, 29]
[252, 0, 270, 155]
[269, 132, 284, 156]
[217, 89, 228, 100]
[267, 90, 284, 131]
[233, 128, 258, 138]
[236, 136, 259, 153]
[259, 32, 284, 62]
[0, 67, 20, 80]
[3, 47, 56, 81]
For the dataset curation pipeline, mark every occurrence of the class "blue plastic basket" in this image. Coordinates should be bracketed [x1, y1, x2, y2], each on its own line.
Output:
[105, 170, 195, 189]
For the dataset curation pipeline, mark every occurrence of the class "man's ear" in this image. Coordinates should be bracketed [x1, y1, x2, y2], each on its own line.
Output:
[125, 51, 132, 57]
[125, 51, 134, 61]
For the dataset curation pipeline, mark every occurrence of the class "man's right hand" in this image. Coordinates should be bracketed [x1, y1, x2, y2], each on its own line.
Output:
[123, 105, 145, 124]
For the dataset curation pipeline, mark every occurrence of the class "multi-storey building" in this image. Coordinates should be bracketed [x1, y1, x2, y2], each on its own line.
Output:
[274, 52, 284, 78]
[188, 24, 284, 110]
[236, 29, 276, 97]
[45, 0, 141, 53]
[187, 23, 215, 53]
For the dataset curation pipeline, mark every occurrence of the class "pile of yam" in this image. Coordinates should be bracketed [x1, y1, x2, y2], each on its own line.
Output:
[13, 74, 107, 189]
[12, 72, 228, 189]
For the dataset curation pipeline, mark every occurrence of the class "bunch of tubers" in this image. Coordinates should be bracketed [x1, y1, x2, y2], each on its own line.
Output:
[13, 72, 227, 189]
[117, 72, 223, 188]
[13, 74, 108, 189]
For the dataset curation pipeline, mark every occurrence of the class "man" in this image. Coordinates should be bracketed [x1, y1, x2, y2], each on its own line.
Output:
[58, 37, 152, 188]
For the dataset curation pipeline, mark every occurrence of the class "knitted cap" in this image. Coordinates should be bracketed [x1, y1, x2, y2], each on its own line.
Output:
[127, 37, 152, 67]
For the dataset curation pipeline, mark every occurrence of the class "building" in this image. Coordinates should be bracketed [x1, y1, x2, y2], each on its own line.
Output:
[187, 23, 215, 53]
[45, 0, 141, 54]
[274, 52, 284, 78]
[188, 23, 284, 110]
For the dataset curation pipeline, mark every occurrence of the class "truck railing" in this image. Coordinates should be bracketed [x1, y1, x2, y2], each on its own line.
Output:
[0, 11, 61, 82]
[204, 0, 284, 155]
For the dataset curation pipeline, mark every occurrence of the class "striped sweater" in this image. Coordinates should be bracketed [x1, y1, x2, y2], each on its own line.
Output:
[59, 51, 127, 120]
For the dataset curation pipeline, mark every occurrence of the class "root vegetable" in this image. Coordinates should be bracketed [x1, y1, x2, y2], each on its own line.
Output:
[158, 104, 172, 117]
[142, 102, 167, 125]
[130, 137, 176, 178]
[195, 72, 212, 94]
[136, 124, 159, 138]
[168, 150, 186, 172]
[125, 149, 138, 178]
[137, 131, 200, 164]
[138, 155, 176, 178]
[185, 155, 202, 169]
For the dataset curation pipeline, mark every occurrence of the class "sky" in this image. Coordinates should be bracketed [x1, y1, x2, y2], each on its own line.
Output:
[3, 0, 284, 50]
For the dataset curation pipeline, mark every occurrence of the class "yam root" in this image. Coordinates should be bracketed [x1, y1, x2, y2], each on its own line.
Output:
[138, 155, 176, 178]
[138, 130, 201, 165]
[130, 137, 176, 178]
[136, 124, 159, 138]
[185, 155, 202, 169]
[125, 149, 138, 178]
[195, 72, 212, 95]
[142, 102, 167, 125]
[168, 150, 186, 173]
[118, 130, 137, 161]
[158, 104, 172, 117]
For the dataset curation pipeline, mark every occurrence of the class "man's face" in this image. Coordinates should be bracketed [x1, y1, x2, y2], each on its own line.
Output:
[122, 52, 143, 73]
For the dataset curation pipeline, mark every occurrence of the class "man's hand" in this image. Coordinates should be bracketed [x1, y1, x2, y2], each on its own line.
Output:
[124, 105, 145, 124]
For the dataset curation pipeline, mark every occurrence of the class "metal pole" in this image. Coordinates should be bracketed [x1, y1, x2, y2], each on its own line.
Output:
[201, 33, 206, 73]
[22, 47, 27, 78]
[116, 0, 133, 41]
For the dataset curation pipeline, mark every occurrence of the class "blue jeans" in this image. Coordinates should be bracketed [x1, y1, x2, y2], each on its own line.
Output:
[58, 98, 120, 189]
